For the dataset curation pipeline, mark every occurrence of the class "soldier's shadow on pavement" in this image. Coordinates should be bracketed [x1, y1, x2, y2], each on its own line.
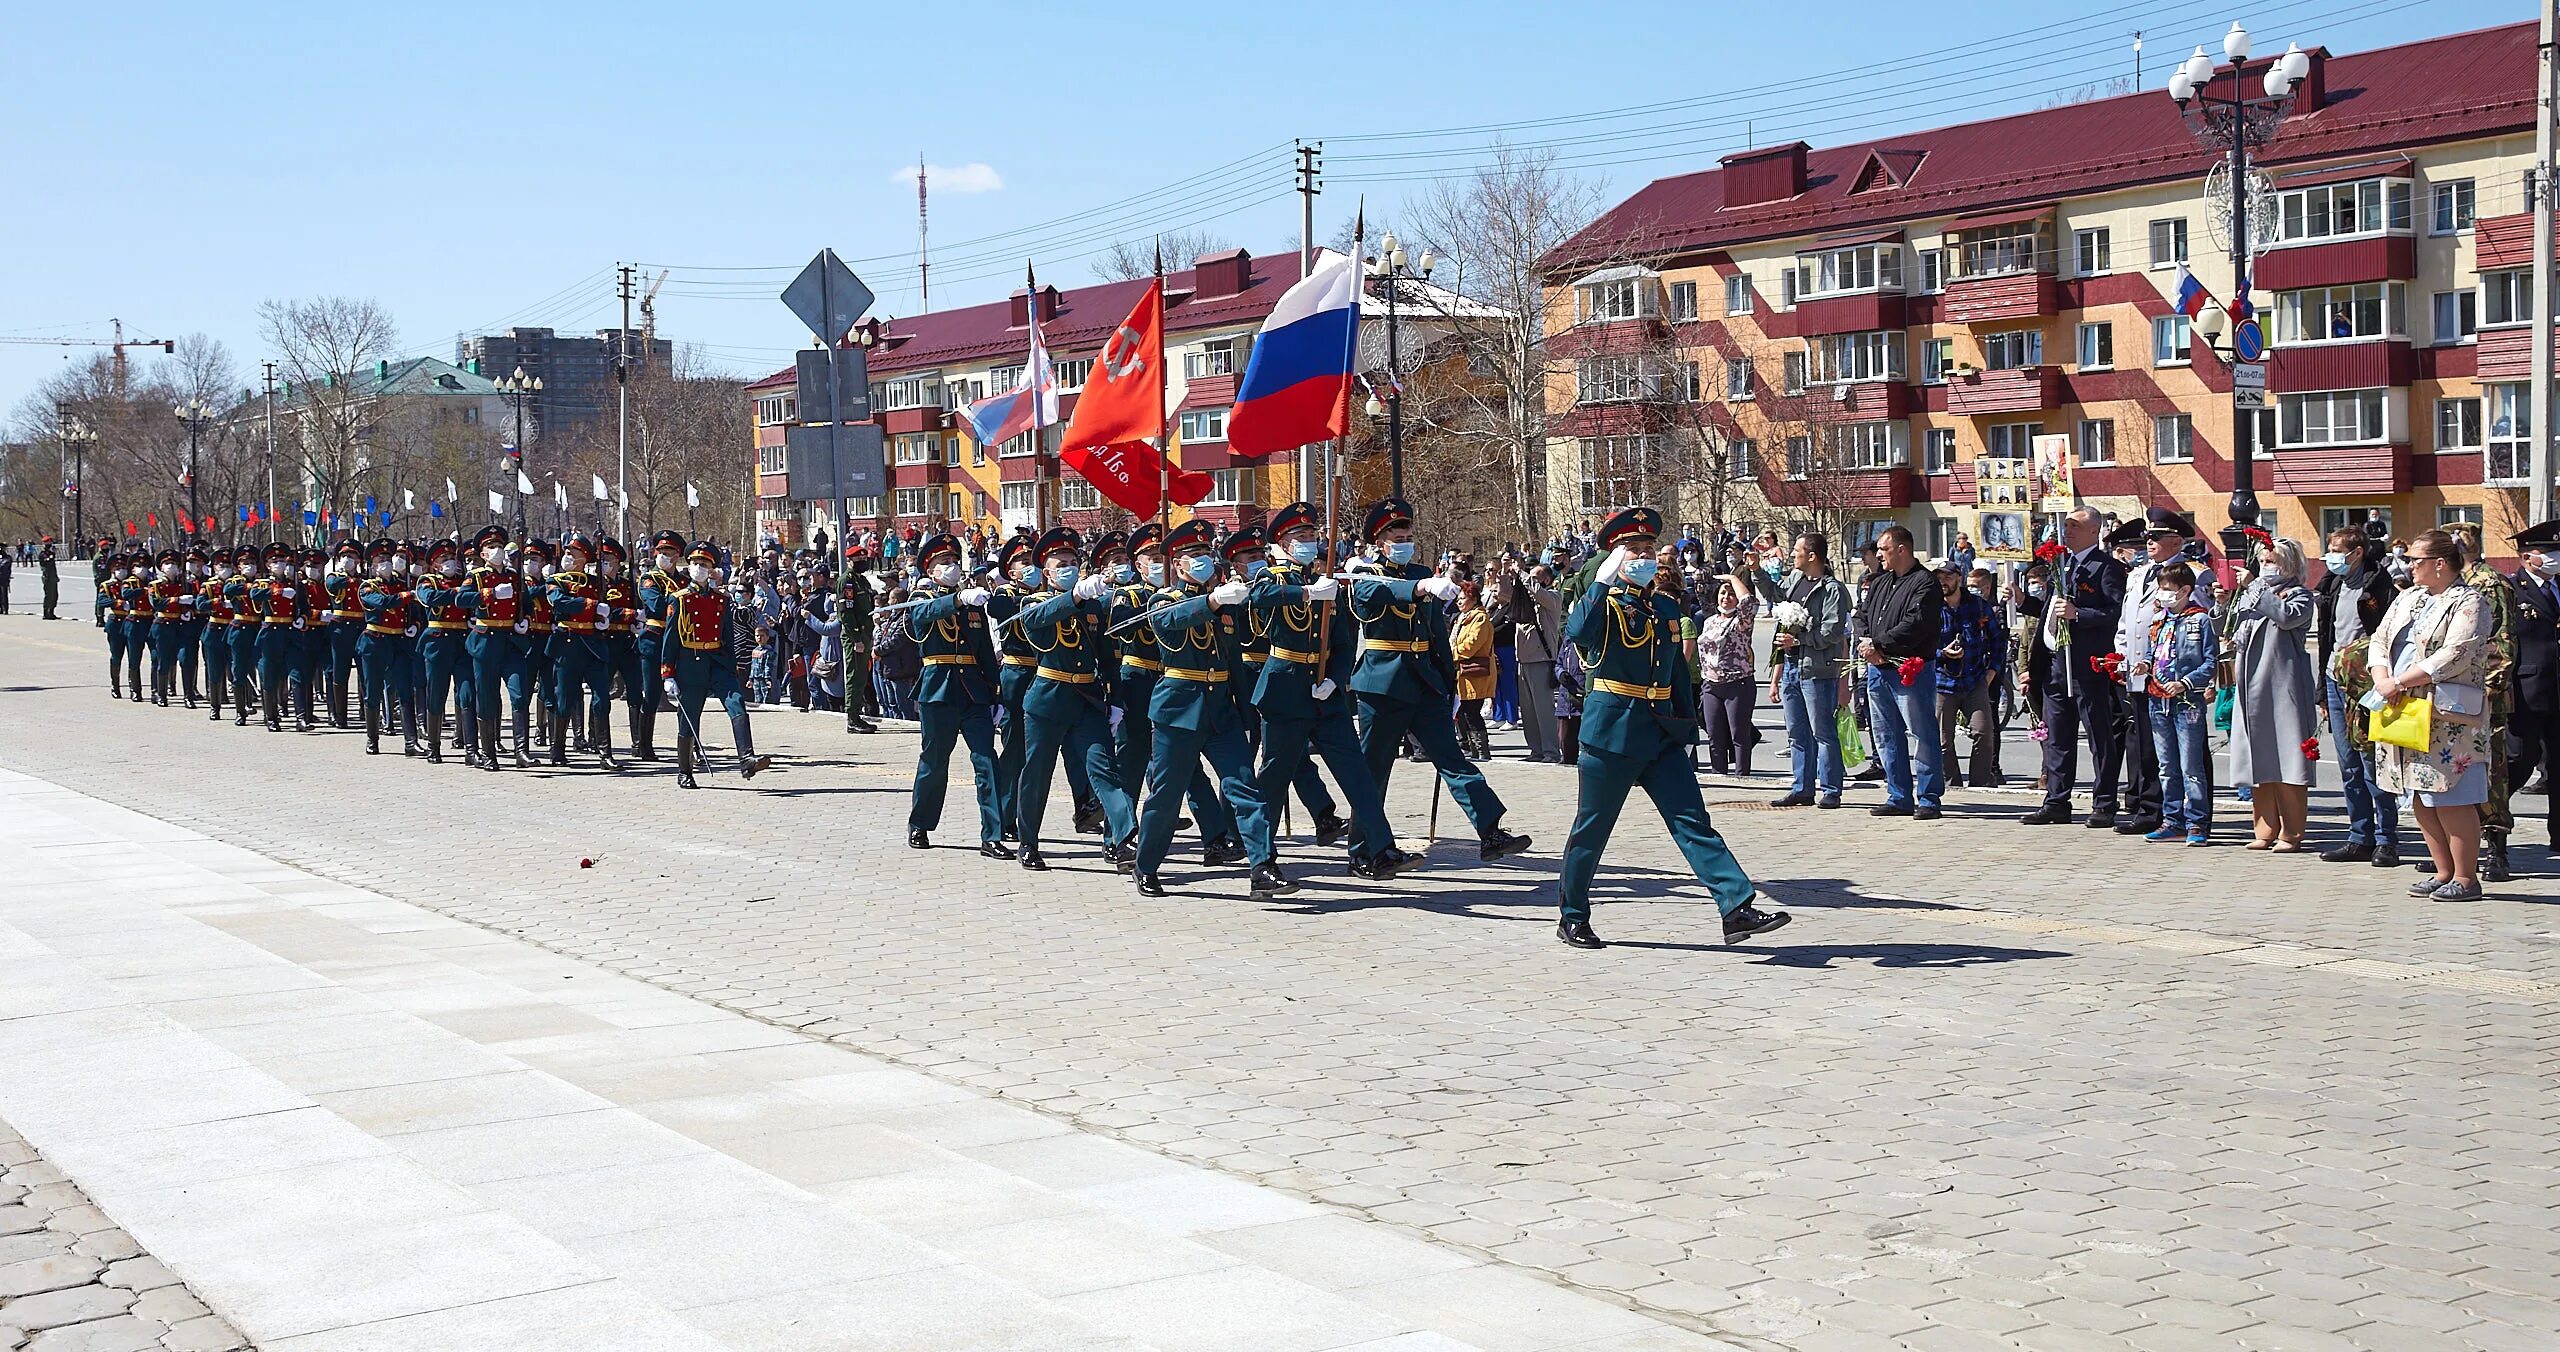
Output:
[1606, 937, 2072, 966]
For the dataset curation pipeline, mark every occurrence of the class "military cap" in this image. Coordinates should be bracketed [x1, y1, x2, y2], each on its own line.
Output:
[210, 546, 233, 564]
[648, 529, 687, 554]
[1363, 497, 1415, 543]
[686, 541, 720, 565]
[332, 536, 364, 557]
[2103, 516, 2146, 548]
[521, 538, 555, 562]
[1126, 522, 1166, 555]
[1035, 525, 1082, 562]
[262, 541, 293, 559]
[916, 532, 963, 565]
[1267, 501, 1320, 540]
[154, 547, 179, 565]
[1090, 530, 1131, 563]
[2511, 518, 2560, 547]
[596, 535, 626, 559]
[301, 546, 326, 564]
[998, 534, 1038, 571]
[184, 541, 209, 561]
[472, 523, 509, 549]
[1596, 506, 1663, 550]
[1220, 525, 1266, 562]
[366, 538, 397, 558]
[2142, 507, 2197, 538]
[559, 532, 593, 560]
[426, 538, 461, 563]
[1164, 518, 1217, 555]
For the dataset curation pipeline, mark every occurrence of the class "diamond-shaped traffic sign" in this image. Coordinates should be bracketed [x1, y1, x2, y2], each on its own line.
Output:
[781, 249, 873, 345]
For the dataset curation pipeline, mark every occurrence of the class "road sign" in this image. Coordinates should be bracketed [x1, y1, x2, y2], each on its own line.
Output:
[784, 423, 884, 499]
[781, 251, 873, 346]
[795, 348, 871, 424]
[2233, 318, 2267, 364]
[2233, 361, 2268, 409]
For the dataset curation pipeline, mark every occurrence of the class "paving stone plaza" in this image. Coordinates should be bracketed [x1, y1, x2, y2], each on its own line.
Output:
[0, 612, 2552, 1351]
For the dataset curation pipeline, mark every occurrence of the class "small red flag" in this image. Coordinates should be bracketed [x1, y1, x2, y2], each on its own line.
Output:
[124, 521, 137, 536]
[147, 512, 158, 529]
[1060, 439, 1214, 517]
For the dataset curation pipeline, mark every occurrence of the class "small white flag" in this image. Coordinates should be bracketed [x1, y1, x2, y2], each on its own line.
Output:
[517, 470, 534, 495]
[686, 482, 699, 509]
[488, 489, 505, 513]
[446, 478, 458, 502]
[554, 481, 569, 509]
[591, 474, 609, 501]
[402, 489, 415, 511]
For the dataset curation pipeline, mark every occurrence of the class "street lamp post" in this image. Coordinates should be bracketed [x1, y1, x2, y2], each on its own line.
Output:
[1364, 231, 1435, 501]
[176, 398, 213, 543]
[2170, 22, 2311, 575]
[55, 403, 88, 548]
[496, 367, 542, 539]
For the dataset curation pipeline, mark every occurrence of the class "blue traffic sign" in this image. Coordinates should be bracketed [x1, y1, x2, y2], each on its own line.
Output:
[2233, 318, 2266, 363]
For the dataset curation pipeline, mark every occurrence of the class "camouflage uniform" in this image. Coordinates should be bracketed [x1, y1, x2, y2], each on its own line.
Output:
[2463, 556, 2517, 840]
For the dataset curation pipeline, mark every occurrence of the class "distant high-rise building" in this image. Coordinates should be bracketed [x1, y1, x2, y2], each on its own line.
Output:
[456, 327, 674, 448]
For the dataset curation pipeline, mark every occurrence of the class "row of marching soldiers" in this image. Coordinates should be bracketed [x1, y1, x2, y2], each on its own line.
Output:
[96, 525, 771, 789]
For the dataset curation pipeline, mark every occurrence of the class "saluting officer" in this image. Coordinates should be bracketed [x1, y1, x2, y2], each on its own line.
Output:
[659, 542, 771, 789]
[547, 532, 624, 771]
[904, 533, 1012, 856]
[1250, 502, 1408, 880]
[1130, 520, 1283, 899]
[1348, 498, 1532, 863]
[1556, 507, 1790, 950]
[1008, 527, 1137, 871]
[1109, 523, 1244, 862]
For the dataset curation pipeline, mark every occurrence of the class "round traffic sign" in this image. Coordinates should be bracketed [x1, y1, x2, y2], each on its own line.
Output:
[2233, 319, 2266, 363]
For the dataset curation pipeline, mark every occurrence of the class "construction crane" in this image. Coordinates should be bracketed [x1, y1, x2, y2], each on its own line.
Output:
[637, 270, 668, 357]
[0, 319, 174, 395]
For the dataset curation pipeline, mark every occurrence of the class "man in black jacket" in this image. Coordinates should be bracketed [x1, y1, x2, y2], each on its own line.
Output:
[2023, 507, 2128, 827]
[2508, 519, 2559, 839]
[1854, 525, 1946, 819]
[2315, 523, 2401, 865]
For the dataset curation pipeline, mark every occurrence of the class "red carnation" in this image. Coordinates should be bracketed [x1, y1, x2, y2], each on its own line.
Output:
[1896, 656, 1926, 686]
[2089, 652, 2126, 683]
[2033, 540, 2065, 564]
[2301, 736, 2321, 762]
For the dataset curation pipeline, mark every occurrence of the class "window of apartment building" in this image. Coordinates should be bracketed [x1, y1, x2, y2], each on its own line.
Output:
[987, 364, 1022, 393]
[880, 375, 942, 410]
[2430, 179, 2476, 235]
[2436, 396, 2484, 452]
[1726, 438, 1755, 481]
[2152, 314, 2192, 366]
[2076, 322, 2113, 370]
[1784, 435, 1813, 480]
[1781, 351, 1807, 395]
[971, 437, 987, 467]
[849, 496, 880, 519]
[1682, 361, 1703, 402]
[2488, 383, 2532, 483]
[1183, 338, 1236, 379]
[1919, 337, 1955, 383]
[1578, 355, 1645, 404]
[2274, 281, 2404, 345]
[2271, 177, 2414, 245]
[2319, 506, 2395, 543]
[1579, 278, 1644, 322]
[2482, 270, 2535, 327]
[1060, 480, 1101, 512]
[999, 482, 1039, 515]
[1831, 421, 1908, 470]
[2148, 218, 2189, 268]
[1726, 358, 1755, 400]
[951, 489, 969, 521]
[2076, 417, 2116, 466]
[1794, 243, 1902, 300]
[2433, 290, 2480, 345]
[1725, 273, 1754, 316]
[2073, 227, 2112, 276]
[1667, 280, 1698, 322]
[943, 436, 962, 466]
[940, 378, 983, 411]
[1915, 248, 1948, 293]
[2153, 413, 2194, 463]
[893, 433, 935, 464]
[1985, 422, 2040, 459]
[1929, 517, 1961, 559]
[999, 426, 1049, 459]
[1179, 407, 1228, 442]
[754, 394, 797, 425]
[1959, 223, 2039, 277]
[2438, 504, 2484, 529]
[1053, 358, 1094, 390]
[1811, 331, 1902, 383]
[2278, 388, 2389, 447]
[1780, 269, 1798, 309]
[1580, 436, 1649, 509]
[757, 444, 785, 475]
[1922, 427, 1956, 475]
[1981, 329, 2043, 370]
[893, 487, 933, 517]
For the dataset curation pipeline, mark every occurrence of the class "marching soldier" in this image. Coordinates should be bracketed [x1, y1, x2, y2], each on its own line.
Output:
[223, 547, 263, 726]
[1250, 502, 1408, 880]
[415, 538, 475, 764]
[988, 534, 1041, 840]
[324, 539, 367, 728]
[659, 542, 771, 789]
[1348, 498, 1532, 863]
[904, 532, 1011, 855]
[1109, 523, 1244, 863]
[104, 550, 141, 699]
[521, 538, 561, 755]
[1226, 525, 1348, 846]
[144, 548, 188, 706]
[1129, 521, 1282, 899]
[92, 538, 114, 631]
[201, 547, 236, 720]
[358, 538, 418, 756]
[460, 525, 534, 771]
[1555, 507, 1790, 949]
[240, 543, 304, 732]
[633, 530, 688, 762]
[547, 532, 625, 771]
[177, 543, 211, 709]
[597, 537, 649, 756]
[1007, 527, 1135, 871]
[290, 547, 327, 731]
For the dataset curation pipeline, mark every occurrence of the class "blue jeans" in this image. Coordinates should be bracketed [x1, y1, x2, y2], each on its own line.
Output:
[2149, 693, 2213, 833]
[1864, 663, 1944, 810]
[1779, 661, 1843, 798]
[2324, 678, 2398, 848]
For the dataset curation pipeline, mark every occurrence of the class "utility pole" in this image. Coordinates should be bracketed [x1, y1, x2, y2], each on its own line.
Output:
[917, 152, 931, 314]
[262, 362, 280, 545]
[2132, 31, 2143, 85]
[1295, 140, 1323, 507]
[2532, 0, 2557, 523]
[616, 262, 635, 543]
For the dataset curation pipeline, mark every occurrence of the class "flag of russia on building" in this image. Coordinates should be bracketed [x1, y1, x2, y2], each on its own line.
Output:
[2172, 264, 2214, 318]
[1227, 249, 1361, 458]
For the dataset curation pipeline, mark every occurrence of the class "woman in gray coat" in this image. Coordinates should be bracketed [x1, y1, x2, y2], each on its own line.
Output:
[2229, 533, 2318, 849]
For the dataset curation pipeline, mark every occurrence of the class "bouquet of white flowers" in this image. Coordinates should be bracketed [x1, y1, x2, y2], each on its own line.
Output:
[1771, 600, 1810, 631]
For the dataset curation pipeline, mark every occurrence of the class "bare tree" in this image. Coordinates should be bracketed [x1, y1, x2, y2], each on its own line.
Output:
[552, 347, 752, 543]
[258, 297, 399, 525]
[1092, 230, 1236, 283]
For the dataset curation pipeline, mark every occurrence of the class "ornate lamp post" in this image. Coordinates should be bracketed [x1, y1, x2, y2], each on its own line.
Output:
[175, 398, 214, 542]
[496, 366, 543, 538]
[1363, 231, 1436, 500]
[55, 403, 90, 547]
[2170, 22, 2311, 574]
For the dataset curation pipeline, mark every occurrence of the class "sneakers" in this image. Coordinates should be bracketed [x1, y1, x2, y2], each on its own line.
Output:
[2144, 825, 2182, 842]
[2407, 877, 2448, 898]
[2186, 833, 2210, 847]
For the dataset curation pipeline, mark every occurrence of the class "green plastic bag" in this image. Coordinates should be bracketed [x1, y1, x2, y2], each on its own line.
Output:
[2212, 685, 2235, 734]
[1835, 705, 1867, 765]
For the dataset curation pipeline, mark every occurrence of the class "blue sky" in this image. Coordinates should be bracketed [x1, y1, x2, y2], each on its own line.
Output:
[0, 0, 2524, 411]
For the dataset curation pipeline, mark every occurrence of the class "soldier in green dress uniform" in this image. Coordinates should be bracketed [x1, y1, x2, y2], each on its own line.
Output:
[1130, 520, 1281, 898]
[1555, 507, 1791, 949]
[1249, 502, 1407, 880]
[1109, 523, 1244, 863]
[903, 532, 1014, 858]
[1007, 527, 1138, 872]
[2447, 521, 2519, 881]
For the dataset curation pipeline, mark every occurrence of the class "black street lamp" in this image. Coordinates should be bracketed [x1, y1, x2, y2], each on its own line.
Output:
[1364, 231, 1435, 500]
[55, 402, 89, 547]
[176, 398, 214, 543]
[2170, 22, 2311, 576]
[496, 366, 543, 538]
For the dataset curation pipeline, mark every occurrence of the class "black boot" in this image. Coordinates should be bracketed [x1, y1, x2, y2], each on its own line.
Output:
[515, 707, 536, 769]
[1073, 799, 1104, 835]
[426, 713, 444, 764]
[1478, 828, 1533, 862]
[1248, 861, 1296, 899]
[733, 715, 771, 779]
[548, 707, 569, 767]
[1558, 918, 1606, 949]
[593, 710, 621, 772]
[364, 702, 381, 755]
[1134, 873, 1167, 897]
[181, 663, 201, 709]
[632, 709, 659, 762]
[1313, 813, 1349, 847]
[675, 732, 699, 789]
[1722, 902, 1792, 945]
[479, 717, 502, 771]
[847, 712, 878, 733]
[1019, 846, 1049, 871]
[2484, 832, 2513, 883]
[296, 677, 315, 732]
[1202, 836, 1247, 867]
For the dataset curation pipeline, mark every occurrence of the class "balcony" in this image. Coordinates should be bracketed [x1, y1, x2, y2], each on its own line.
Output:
[2252, 235, 2414, 291]
[1808, 380, 1912, 420]
[1940, 270, 2062, 325]
[2266, 443, 2410, 495]
[1791, 292, 1907, 337]
[2474, 324, 2560, 381]
[880, 405, 949, 435]
[2264, 340, 2414, 392]
[1945, 365, 2060, 416]
[1764, 467, 1918, 511]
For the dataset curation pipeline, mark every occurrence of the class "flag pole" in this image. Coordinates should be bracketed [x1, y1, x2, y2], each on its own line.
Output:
[1026, 260, 1049, 532]
[1153, 238, 1169, 537]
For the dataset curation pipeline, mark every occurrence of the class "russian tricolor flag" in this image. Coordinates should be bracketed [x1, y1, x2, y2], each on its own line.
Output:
[961, 291, 1059, 452]
[2172, 264, 2214, 319]
[1227, 249, 1361, 458]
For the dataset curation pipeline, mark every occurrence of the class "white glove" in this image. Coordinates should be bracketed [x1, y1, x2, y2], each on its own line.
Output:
[1304, 576, 1339, 602]
[492, 583, 513, 600]
[958, 587, 991, 608]
[292, 617, 306, 630]
[1596, 547, 1628, 585]
[1074, 575, 1110, 601]
[1418, 575, 1460, 602]
[663, 678, 681, 703]
[1312, 677, 1338, 701]
[513, 618, 529, 635]
[594, 604, 611, 626]
[278, 586, 298, 601]
[1210, 580, 1250, 607]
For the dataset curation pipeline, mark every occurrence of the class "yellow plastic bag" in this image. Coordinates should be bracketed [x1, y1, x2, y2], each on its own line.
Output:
[2369, 697, 2432, 752]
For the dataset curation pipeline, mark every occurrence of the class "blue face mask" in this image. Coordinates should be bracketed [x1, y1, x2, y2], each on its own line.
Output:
[1288, 539, 1323, 565]
[1539, 550, 1558, 566]
[1184, 554, 1218, 584]
[1242, 558, 1268, 580]
[1047, 565, 1079, 590]
[1107, 563, 1136, 586]
[1385, 541, 1416, 566]
[1622, 559, 1661, 586]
